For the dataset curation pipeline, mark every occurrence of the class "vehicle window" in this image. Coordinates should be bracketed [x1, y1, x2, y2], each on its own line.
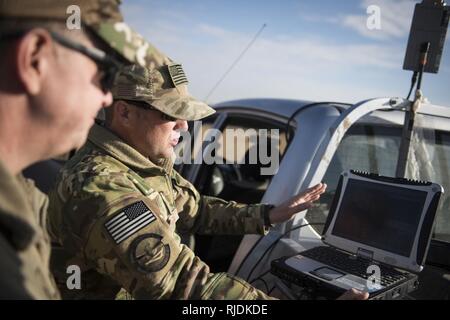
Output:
[306, 115, 450, 244]
[186, 114, 288, 272]
[405, 124, 450, 242]
[196, 115, 288, 203]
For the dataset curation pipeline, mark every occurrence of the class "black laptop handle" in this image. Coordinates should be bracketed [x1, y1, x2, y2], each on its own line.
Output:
[350, 170, 432, 186]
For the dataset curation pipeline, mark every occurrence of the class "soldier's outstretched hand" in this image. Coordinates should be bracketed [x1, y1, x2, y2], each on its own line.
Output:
[268, 183, 327, 224]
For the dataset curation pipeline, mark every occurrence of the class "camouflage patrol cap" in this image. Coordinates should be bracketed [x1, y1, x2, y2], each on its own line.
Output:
[113, 48, 215, 121]
[0, 0, 149, 66]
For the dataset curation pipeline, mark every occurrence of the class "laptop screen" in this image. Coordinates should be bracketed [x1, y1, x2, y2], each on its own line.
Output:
[331, 178, 428, 257]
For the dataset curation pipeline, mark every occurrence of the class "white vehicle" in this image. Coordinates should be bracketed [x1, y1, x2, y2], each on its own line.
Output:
[175, 97, 450, 299]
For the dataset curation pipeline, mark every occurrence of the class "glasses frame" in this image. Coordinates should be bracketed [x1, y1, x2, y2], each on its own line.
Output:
[48, 31, 122, 93]
[122, 99, 179, 122]
[0, 30, 122, 93]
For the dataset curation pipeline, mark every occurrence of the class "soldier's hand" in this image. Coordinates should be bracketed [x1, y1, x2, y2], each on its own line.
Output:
[268, 183, 326, 224]
[337, 288, 369, 300]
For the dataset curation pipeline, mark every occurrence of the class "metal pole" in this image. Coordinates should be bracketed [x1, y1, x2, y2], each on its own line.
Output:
[395, 42, 430, 178]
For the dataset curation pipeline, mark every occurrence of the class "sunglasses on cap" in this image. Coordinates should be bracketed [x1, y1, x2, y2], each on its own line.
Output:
[123, 100, 179, 122]
[0, 30, 121, 93]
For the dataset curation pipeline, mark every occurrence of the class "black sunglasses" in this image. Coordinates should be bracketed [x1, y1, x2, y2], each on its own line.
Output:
[49, 31, 121, 93]
[0, 30, 121, 93]
[123, 100, 179, 122]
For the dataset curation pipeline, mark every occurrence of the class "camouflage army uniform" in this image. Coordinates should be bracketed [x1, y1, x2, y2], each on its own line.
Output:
[0, 0, 151, 299]
[48, 123, 275, 300]
[0, 161, 60, 299]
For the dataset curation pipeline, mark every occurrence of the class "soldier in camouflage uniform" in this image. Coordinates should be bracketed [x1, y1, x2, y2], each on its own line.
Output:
[48, 24, 368, 300]
[0, 0, 150, 299]
[47, 40, 365, 299]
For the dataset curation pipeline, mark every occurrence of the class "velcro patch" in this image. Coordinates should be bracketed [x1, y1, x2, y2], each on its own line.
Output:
[168, 64, 189, 87]
[129, 234, 171, 273]
[104, 201, 156, 244]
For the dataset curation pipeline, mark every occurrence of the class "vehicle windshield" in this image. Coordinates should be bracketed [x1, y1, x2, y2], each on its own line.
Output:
[306, 113, 450, 243]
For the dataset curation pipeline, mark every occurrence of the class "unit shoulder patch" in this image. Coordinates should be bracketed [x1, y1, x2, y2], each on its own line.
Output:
[129, 233, 171, 273]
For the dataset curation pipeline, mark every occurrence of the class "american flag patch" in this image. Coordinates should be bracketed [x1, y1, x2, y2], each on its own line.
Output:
[104, 201, 156, 244]
[168, 64, 189, 86]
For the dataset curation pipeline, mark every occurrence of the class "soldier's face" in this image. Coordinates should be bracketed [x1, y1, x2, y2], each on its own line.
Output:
[128, 106, 188, 161]
[31, 30, 113, 156]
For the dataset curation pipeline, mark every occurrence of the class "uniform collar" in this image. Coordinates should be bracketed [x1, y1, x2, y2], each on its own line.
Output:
[87, 123, 174, 175]
[0, 160, 38, 250]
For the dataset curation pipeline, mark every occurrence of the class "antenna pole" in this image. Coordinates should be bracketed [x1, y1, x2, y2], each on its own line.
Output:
[395, 42, 430, 178]
[204, 23, 267, 103]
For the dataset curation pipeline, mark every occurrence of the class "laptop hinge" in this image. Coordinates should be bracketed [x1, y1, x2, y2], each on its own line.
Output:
[356, 247, 374, 261]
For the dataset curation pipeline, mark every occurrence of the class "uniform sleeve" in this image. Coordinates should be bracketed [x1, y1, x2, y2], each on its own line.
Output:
[0, 234, 34, 299]
[54, 172, 274, 300]
[94, 198, 275, 299]
[12, 176, 60, 299]
[171, 171, 270, 236]
[17, 175, 49, 232]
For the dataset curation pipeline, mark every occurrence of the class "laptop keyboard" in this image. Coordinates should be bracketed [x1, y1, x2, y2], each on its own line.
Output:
[301, 246, 408, 287]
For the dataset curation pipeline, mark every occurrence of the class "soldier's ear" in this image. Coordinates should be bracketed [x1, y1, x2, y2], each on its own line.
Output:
[115, 100, 133, 126]
[15, 29, 54, 95]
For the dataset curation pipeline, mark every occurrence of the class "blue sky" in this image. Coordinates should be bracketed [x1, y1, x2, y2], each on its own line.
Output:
[121, 0, 450, 106]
